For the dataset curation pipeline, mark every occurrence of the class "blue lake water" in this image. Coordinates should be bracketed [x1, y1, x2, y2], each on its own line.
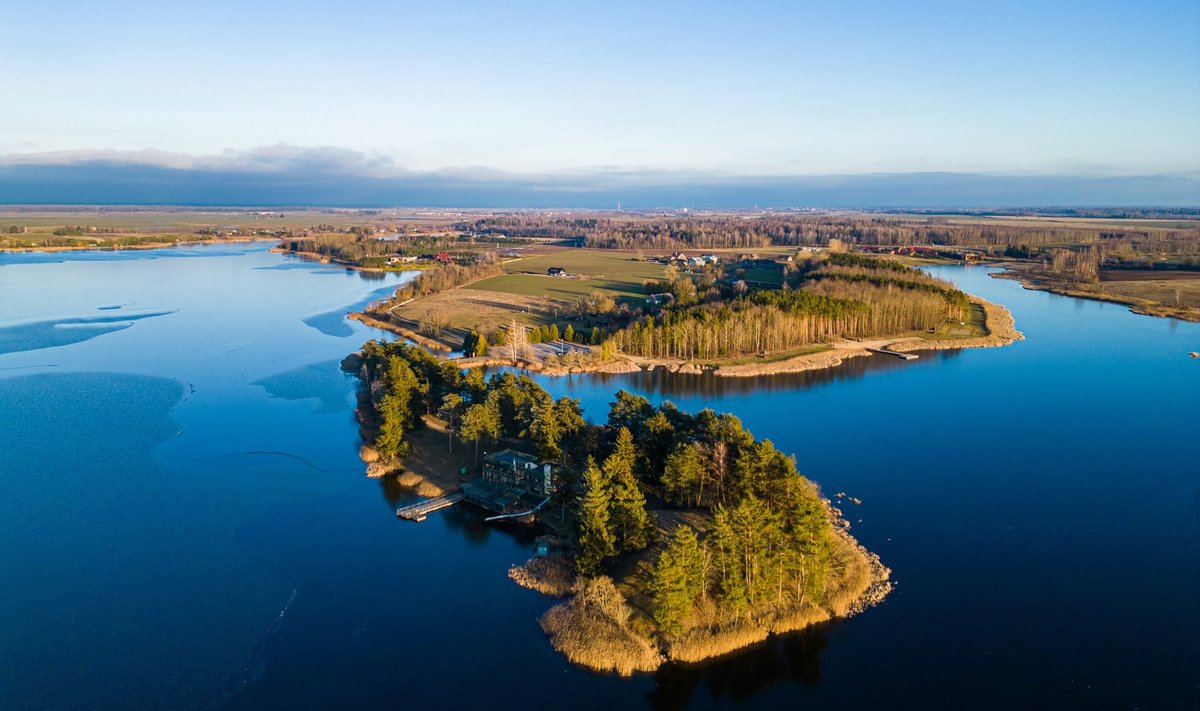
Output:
[1, 245, 1197, 709]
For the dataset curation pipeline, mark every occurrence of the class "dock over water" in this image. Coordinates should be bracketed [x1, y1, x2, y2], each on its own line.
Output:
[395, 492, 464, 522]
[867, 347, 919, 361]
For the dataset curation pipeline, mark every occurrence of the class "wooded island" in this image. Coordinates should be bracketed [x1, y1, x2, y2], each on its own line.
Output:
[349, 340, 890, 673]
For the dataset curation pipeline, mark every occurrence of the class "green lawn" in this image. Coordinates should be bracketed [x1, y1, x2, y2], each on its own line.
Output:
[735, 267, 785, 287]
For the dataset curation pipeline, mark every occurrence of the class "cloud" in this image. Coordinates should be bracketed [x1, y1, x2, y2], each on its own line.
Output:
[0, 145, 413, 178]
[0, 146, 1197, 208]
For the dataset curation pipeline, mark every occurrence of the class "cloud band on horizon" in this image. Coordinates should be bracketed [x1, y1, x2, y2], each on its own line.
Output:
[1, 146, 1197, 209]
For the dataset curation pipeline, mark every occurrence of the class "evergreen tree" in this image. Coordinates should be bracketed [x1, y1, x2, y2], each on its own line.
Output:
[459, 401, 501, 466]
[437, 393, 464, 454]
[607, 391, 654, 437]
[709, 506, 749, 618]
[374, 392, 412, 458]
[651, 524, 706, 636]
[576, 457, 616, 576]
[605, 427, 654, 551]
[530, 402, 563, 460]
[662, 441, 704, 506]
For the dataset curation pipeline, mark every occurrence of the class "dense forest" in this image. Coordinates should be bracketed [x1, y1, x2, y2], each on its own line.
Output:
[356, 340, 848, 641]
[611, 253, 971, 360]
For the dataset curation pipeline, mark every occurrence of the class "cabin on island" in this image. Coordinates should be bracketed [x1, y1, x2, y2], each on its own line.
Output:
[481, 449, 556, 497]
[547, 267, 567, 277]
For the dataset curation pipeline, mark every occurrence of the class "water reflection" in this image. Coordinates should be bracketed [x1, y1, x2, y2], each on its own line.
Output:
[649, 625, 830, 711]
[488, 348, 961, 402]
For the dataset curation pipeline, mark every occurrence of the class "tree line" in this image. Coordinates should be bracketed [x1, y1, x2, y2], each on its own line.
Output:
[457, 214, 1199, 259]
[610, 255, 970, 360]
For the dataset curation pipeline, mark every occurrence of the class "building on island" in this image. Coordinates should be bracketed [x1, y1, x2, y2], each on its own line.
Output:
[481, 449, 556, 497]
[461, 449, 557, 521]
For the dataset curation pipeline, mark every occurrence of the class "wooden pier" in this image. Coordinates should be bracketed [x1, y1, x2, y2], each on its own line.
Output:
[867, 347, 919, 361]
[395, 492, 464, 522]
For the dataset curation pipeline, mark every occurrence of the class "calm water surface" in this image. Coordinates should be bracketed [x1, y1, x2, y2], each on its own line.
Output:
[1, 246, 1196, 709]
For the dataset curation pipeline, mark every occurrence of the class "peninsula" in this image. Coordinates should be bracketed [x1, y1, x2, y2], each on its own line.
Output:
[353, 247, 1024, 380]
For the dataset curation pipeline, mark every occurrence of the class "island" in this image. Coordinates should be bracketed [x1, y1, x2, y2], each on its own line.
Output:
[345, 340, 892, 673]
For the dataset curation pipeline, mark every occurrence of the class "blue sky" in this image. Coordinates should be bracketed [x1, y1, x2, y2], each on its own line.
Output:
[1, 1, 1198, 205]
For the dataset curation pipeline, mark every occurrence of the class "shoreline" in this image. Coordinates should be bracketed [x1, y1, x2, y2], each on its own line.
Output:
[351, 295, 1022, 379]
[349, 342, 892, 676]
[348, 312, 453, 351]
[273, 247, 433, 274]
[992, 265, 1200, 323]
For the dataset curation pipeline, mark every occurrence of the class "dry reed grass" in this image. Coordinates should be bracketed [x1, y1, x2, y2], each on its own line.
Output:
[539, 577, 663, 676]
[509, 553, 576, 597]
[415, 480, 444, 497]
[395, 471, 422, 487]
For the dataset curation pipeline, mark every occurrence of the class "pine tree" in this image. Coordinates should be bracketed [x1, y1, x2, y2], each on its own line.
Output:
[652, 524, 706, 637]
[374, 392, 412, 458]
[459, 401, 500, 466]
[605, 427, 654, 551]
[662, 441, 704, 506]
[530, 403, 563, 460]
[576, 457, 616, 576]
[709, 506, 749, 618]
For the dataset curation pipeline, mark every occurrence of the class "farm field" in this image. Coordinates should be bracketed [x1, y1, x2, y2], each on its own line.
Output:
[502, 249, 665, 280]
[466, 249, 669, 300]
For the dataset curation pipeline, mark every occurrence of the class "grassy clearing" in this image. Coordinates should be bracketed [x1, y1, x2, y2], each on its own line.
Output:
[736, 267, 784, 287]
[467, 249, 669, 304]
[503, 249, 666, 280]
[1099, 277, 1200, 310]
[392, 288, 561, 329]
[1001, 265, 1200, 322]
[701, 344, 832, 367]
[468, 273, 649, 300]
[919, 302, 987, 340]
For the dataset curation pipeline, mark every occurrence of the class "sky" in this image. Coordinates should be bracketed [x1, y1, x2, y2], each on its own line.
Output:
[1, 0, 1198, 206]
